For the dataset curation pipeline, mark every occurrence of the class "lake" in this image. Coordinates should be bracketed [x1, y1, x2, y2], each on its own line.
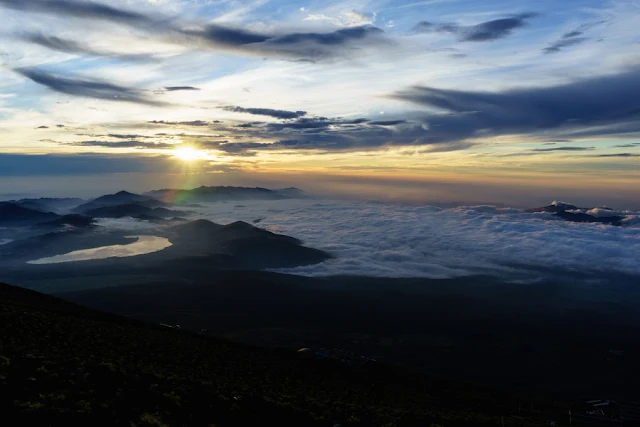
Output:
[27, 236, 172, 264]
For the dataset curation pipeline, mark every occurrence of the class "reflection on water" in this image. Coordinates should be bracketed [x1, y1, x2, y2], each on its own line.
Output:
[27, 235, 172, 265]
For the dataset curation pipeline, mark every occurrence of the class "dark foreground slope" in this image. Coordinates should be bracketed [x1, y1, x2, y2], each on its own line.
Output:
[0, 282, 567, 427]
[58, 271, 640, 401]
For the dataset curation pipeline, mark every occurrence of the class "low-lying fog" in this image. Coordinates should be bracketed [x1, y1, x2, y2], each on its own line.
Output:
[97, 199, 640, 280]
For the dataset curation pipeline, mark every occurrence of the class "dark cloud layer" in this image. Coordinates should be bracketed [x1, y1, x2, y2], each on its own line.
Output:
[186, 25, 386, 60]
[369, 120, 406, 126]
[164, 86, 200, 91]
[1, 1, 380, 64]
[211, 68, 640, 154]
[223, 106, 307, 119]
[268, 26, 384, 46]
[68, 140, 176, 149]
[390, 67, 640, 145]
[413, 13, 536, 42]
[148, 120, 211, 126]
[531, 146, 594, 152]
[46, 67, 640, 156]
[16, 68, 165, 106]
[0, 0, 153, 26]
[187, 24, 270, 46]
[1, 0, 387, 62]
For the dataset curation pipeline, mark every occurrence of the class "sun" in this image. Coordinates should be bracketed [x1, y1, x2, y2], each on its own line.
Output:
[173, 146, 207, 161]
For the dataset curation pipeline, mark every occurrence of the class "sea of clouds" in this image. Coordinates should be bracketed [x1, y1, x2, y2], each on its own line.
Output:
[153, 199, 640, 279]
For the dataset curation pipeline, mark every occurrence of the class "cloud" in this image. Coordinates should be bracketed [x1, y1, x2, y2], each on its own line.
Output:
[612, 143, 640, 148]
[368, 120, 406, 126]
[174, 199, 640, 279]
[186, 24, 270, 47]
[0, 0, 154, 26]
[413, 13, 537, 42]
[164, 86, 200, 91]
[223, 106, 307, 119]
[267, 26, 383, 46]
[182, 20, 387, 61]
[543, 37, 588, 54]
[21, 32, 156, 61]
[1, 1, 388, 61]
[542, 20, 605, 54]
[165, 113, 460, 154]
[390, 67, 640, 144]
[15, 68, 167, 106]
[66, 140, 176, 149]
[218, 142, 271, 154]
[107, 134, 153, 139]
[531, 146, 594, 152]
[304, 10, 376, 27]
[596, 153, 640, 157]
[148, 120, 210, 126]
[144, 67, 640, 155]
[247, 26, 387, 61]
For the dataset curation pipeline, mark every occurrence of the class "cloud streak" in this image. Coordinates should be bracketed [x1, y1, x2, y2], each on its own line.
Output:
[391, 67, 640, 144]
[531, 146, 594, 152]
[543, 20, 605, 54]
[21, 32, 156, 61]
[0, 0, 154, 26]
[15, 68, 167, 106]
[223, 106, 307, 119]
[413, 13, 537, 42]
[164, 86, 200, 91]
[174, 199, 640, 279]
[1, 0, 389, 62]
[208, 68, 640, 154]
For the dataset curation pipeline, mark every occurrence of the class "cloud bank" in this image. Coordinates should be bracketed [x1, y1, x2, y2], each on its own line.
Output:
[2, 0, 389, 62]
[390, 67, 640, 144]
[160, 199, 640, 279]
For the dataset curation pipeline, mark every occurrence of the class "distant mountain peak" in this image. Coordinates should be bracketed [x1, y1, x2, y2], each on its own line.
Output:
[550, 201, 579, 210]
[145, 185, 307, 203]
[526, 201, 624, 226]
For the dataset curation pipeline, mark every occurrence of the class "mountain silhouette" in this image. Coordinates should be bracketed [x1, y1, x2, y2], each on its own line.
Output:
[0, 203, 60, 226]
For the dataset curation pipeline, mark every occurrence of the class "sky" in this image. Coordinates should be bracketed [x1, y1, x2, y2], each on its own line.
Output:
[0, 0, 639, 207]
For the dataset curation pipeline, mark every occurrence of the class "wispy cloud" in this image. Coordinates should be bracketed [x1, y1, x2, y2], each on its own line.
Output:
[0, 0, 155, 26]
[21, 32, 156, 61]
[543, 20, 606, 54]
[164, 86, 200, 91]
[66, 140, 177, 149]
[1, 0, 389, 62]
[15, 68, 167, 106]
[531, 146, 594, 152]
[542, 36, 588, 54]
[413, 13, 537, 42]
[223, 106, 307, 119]
[391, 67, 640, 144]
